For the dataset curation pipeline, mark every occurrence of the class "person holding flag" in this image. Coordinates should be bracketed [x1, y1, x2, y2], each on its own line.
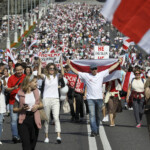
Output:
[67, 58, 122, 137]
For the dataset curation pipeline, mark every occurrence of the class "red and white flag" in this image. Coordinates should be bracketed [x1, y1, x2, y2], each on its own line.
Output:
[49, 45, 55, 53]
[101, 0, 150, 54]
[122, 37, 134, 51]
[70, 59, 121, 82]
[6, 49, 17, 64]
[28, 33, 38, 50]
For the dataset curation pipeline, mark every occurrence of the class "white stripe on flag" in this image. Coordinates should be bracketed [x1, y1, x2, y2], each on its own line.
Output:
[101, 0, 121, 21]
[138, 29, 150, 54]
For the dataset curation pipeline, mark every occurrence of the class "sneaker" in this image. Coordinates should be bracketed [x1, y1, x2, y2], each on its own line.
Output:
[12, 136, 21, 144]
[90, 132, 97, 137]
[44, 138, 49, 143]
[0, 141, 2, 145]
[56, 137, 61, 144]
[96, 130, 100, 136]
[110, 124, 115, 127]
[136, 124, 141, 128]
[102, 115, 109, 122]
[129, 107, 133, 110]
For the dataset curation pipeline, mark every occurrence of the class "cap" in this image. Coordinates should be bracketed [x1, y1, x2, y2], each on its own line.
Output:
[90, 64, 97, 69]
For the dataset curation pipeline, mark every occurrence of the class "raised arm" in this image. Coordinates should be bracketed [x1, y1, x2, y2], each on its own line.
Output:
[37, 59, 44, 79]
[60, 57, 64, 76]
[108, 58, 122, 73]
[67, 59, 79, 75]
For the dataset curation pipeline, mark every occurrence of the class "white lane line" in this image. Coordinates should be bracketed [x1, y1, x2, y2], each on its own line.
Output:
[99, 121, 112, 150]
[87, 122, 97, 150]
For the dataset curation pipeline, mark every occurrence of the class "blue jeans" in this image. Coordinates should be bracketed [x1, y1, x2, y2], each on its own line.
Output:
[9, 104, 19, 137]
[87, 99, 103, 133]
[0, 113, 3, 140]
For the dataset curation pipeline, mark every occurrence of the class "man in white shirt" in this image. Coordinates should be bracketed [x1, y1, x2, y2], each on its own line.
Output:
[67, 58, 122, 137]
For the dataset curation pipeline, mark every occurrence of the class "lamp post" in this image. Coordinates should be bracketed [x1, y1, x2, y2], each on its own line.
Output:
[34, 0, 37, 22]
[25, 0, 29, 31]
[20, 0, 24, 36]
[30, 0, 33, 26]
[38, 0, 41, 19]
[6, 0, 10, 49]
[14, 0, 18, 43]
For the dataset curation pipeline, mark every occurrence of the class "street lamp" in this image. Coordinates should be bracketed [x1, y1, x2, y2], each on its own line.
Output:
[14, 0, 18, 43]
[20, 0, 24, 36]
[6, 0, 10, 49]
[30, 0, 33, 26]
[34, 0, 37, 22]
[25, 0, 29, 31]
[38, 0, 41, 19]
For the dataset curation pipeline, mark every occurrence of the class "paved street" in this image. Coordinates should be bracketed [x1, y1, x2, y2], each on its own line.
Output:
[1, 108, 150, 150]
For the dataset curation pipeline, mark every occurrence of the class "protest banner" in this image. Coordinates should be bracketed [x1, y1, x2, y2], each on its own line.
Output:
[94, 45, 109, 59]
[38, 52, 61, 66]
[64, 73, 84, 93]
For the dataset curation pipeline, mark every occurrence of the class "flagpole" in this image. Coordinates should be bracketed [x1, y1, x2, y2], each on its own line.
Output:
[25, 0, 29, 31]
[21, 0, 24, 36]
[6, 0, 10, 49]
[14, 0, 18, 43]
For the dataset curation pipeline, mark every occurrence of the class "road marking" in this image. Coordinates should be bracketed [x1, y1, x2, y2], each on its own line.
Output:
[87, 122, 97, 150]
[99, 121, 112, 150]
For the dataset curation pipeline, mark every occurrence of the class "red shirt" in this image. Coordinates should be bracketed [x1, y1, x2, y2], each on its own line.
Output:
[7, 74, 26, 105]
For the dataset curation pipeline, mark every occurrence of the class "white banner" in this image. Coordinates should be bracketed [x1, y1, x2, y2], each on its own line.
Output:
[38, 52, 61, 66]
[94, 46, 109, 59]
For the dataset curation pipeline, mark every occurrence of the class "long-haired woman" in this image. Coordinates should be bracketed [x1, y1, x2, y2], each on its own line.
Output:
[14, 75, 43, 150]
[38, 59, 64, 144]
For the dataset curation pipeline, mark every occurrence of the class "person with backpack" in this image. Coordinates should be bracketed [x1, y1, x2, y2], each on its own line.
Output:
[144, 71, 150, 135]
[126, 68, 146, 128]
[38, 59, 64, 144]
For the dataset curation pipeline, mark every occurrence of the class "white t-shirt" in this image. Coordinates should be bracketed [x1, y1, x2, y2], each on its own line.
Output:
[25, 92, 35, 111]
[130, 78, 146, 92]
[43, 74, 59, 99]
[78, 69, 109, 99]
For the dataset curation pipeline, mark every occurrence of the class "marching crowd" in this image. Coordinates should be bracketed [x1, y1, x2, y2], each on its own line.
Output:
[0, 3, 150, 150]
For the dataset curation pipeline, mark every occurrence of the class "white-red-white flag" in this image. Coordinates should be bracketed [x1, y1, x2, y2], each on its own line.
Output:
[6, 49, 17, 64]
[28, 33, 38, 50]
[122, 37, 134, 51]
[49, 45, 55, 53]
[101, 0, 150, 54]
[70, 59, 121, 82]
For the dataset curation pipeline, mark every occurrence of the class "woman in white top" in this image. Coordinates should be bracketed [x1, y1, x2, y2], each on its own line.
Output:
[126, 68, 146, 128]
[14, 75, 43, 150]
[38, 59, 64, 144]
[0, 80, 6, 145]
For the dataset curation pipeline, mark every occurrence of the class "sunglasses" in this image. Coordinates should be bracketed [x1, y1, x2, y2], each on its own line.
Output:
[91, 68, 97, 71]
[49, 68, 55, 70]
[135, 73, 140, 75]
[0, 72, 3, 74]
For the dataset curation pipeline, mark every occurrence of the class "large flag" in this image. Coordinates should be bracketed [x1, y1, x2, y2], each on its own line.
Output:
[101, 0, 150, 54]
[70, 59, 121, 82]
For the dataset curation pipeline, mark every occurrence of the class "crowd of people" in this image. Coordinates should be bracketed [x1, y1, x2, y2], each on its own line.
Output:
[0, 2, 150, 150]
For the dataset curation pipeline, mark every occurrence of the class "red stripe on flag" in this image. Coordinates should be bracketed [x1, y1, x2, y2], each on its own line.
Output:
[122, 0, 150, 43]
[112, 0, 144, 33]
[70, 61, 120, 73]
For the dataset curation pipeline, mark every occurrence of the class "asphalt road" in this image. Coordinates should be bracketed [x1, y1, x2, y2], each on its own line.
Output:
[1, 108, 150, 150]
